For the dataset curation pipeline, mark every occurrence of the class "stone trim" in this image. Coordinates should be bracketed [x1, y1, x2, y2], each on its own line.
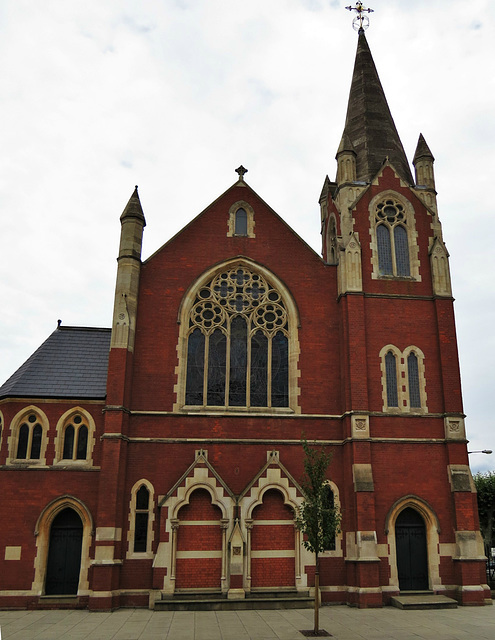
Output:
[379, 344, 428, 413]
[32, 495, 93, 596]
[173, 257, 301, 413]
[53, 407, 96, 467]
[6, 405, 50, 466]
[227, 201, 255, 238]
[384, 495, 442, 592]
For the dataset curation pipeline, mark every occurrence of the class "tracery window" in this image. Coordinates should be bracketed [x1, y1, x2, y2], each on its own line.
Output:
[375, 199, 410, 277]
[16, 413, 43, 460]
[62, 414, 89, 460]
[184, 266, 290, 409]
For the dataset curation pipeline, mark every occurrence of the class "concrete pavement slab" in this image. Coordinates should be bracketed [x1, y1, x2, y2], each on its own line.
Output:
[0, 605, 494, 640]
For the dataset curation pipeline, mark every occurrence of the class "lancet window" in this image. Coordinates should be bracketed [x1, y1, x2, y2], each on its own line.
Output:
[16, 413, 43, 460]
[62, 414, 89, 460]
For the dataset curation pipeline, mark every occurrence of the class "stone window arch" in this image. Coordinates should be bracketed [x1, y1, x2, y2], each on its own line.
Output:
[369, 191, 421, 281]
[7, 406, 49, 465]
[175, 259, 300, 413]
[127, 479, 155, 559]
[227, 201, 255, 238]
[54, 408, 96, 466]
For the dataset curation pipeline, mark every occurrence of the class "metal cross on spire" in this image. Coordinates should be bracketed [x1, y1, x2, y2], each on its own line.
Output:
[346, 2, 374, 33]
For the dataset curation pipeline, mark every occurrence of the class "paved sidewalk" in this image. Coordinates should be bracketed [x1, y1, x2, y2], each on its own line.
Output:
[0, 605, 494, 640]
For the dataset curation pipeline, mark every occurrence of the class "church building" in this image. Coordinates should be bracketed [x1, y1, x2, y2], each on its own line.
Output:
[0, 29, 489, 610]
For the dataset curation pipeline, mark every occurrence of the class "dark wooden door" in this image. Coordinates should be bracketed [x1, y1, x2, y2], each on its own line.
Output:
[395, 507, 428, 591]
[45, 508, 83, 595]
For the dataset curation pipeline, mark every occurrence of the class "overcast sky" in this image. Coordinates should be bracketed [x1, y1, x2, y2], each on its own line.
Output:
[1, 0, 493, 472]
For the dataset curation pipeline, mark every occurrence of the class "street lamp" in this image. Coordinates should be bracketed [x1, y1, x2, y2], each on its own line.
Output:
[467, 450, 493, 455]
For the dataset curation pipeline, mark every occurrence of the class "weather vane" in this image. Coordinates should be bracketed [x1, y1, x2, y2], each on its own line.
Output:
[346, 2, 374, 32]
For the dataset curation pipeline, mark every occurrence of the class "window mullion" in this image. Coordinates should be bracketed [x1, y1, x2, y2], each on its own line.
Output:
[390, 223, 398, 276]
[203, 333, 209, 407]
[225, 323, 231, 407]
[73, 426, 78, 460]
[267, 335, 272, 408]
[27, 427, 33, 459]
[246, 326, 252, 408]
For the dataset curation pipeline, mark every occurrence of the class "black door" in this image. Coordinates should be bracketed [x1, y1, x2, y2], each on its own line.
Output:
[395, 507, 428, 591]
[45, 508, 83, 595]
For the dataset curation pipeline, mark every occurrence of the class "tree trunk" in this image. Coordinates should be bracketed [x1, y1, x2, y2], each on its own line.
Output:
[314, 554, 320, 635]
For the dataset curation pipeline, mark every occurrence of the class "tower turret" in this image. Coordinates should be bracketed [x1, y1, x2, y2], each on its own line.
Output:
[413, 133, 436, 190]
[110, 186, 146, 352]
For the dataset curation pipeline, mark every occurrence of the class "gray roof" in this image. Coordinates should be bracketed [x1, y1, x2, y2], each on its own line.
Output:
[0, 326, 111, 400]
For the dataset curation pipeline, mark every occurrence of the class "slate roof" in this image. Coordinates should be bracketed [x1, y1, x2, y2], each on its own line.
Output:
[341, 31, 414, 185]
[0, 326, 111, 400]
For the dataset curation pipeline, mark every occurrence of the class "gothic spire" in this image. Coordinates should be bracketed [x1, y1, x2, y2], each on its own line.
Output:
[341, 31, 413, 185]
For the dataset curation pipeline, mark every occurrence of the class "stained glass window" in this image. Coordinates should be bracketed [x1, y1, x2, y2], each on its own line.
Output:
[184, 266, 290, 409]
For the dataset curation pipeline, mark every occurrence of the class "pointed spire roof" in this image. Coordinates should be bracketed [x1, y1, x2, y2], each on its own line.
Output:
[341, 31, 413, 185]
[413, 133, 435, 164]
[120, 186, 146, 225]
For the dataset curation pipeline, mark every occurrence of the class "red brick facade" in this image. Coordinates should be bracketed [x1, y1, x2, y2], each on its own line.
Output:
[0, 32, 489, 610]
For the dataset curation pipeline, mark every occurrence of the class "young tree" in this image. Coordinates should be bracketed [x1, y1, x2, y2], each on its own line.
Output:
[296, 440, 341, 636]
[474, 471, 495, 556]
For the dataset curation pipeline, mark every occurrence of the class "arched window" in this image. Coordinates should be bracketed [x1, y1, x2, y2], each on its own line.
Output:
[375, 199, 411, 277]
[127, 480, 155, 558]
[385, 351, 399, 408]
[227, 202, 255, 238]
[16, 413, 43, 460]
[183, 266, 291, 410]
[62, 414, 89, 461]
[134, 486, 150, 553]
[323, 485, 336, 551]
[380, 346, 427, 413]
[234, 208, 248, 235]
[377, 224, 393, 275]
[407, 352, 421, 408]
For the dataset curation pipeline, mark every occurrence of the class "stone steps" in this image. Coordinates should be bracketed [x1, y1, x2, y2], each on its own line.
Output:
[390, 592, 458, 610]
[154, 590, 314, 611]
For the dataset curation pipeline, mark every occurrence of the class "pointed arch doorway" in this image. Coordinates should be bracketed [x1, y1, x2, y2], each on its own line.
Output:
[395, 507, 428, 591]
[45, 508, 83, 595]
